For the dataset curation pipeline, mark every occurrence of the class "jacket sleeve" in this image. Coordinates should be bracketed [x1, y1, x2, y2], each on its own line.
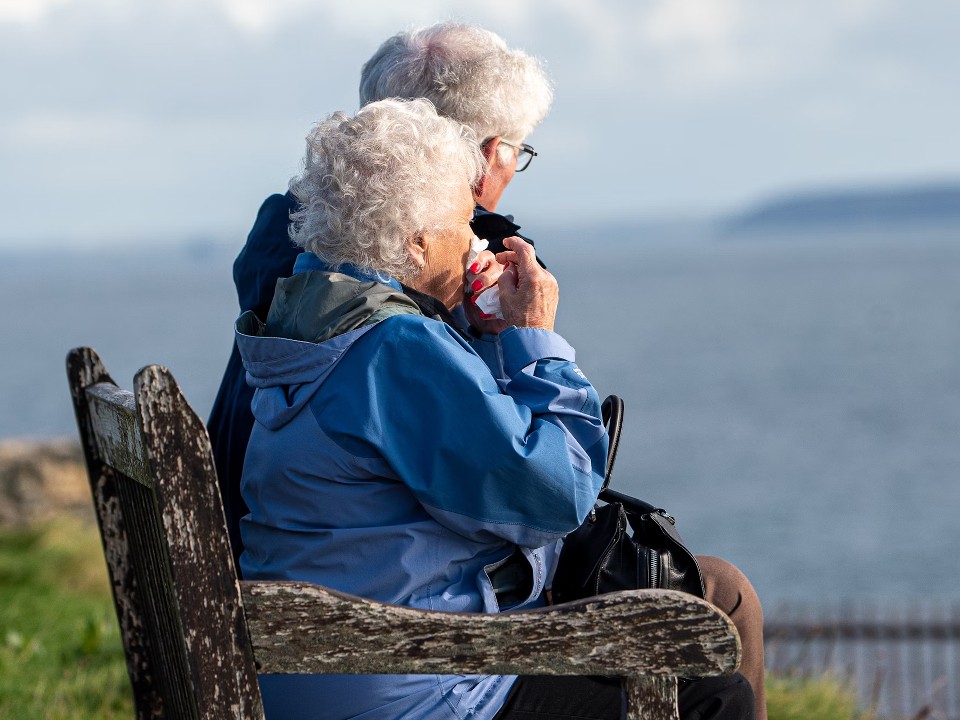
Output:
[233, 192, 300, 319]
[359, 317, 607, 549]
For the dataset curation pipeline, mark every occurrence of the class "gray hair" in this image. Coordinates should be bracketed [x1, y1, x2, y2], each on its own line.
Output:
[359, 22, 553, 145]
[288, 99, 485, 281]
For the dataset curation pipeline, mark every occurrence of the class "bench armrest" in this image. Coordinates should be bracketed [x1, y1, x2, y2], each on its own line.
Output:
[241, 581, 741, 677]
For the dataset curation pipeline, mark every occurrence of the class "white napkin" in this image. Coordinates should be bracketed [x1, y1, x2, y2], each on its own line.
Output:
[466, 238, 504, 319]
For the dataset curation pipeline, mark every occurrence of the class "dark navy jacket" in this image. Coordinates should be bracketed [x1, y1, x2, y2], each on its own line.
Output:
[207, 192, 539, 571]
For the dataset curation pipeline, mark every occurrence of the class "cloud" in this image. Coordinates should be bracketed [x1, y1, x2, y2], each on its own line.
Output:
[526, 0, 899, 98]
[645, 0, 742, 47]
[0, 0, 68, 24]
[0, 0, 957, 245]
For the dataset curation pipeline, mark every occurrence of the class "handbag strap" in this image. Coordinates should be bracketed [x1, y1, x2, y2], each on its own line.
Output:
[600, 395, 624, 489]
[597, 396, 678, 526]
[598, 487, 656, 515]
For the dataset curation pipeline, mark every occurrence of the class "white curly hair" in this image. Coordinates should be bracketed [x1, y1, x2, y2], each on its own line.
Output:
[359, 22, 553, 147]
[288, 98, 485, 281]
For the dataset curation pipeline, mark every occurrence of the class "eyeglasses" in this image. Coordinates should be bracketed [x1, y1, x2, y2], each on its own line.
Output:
[484, 138, 538, 172]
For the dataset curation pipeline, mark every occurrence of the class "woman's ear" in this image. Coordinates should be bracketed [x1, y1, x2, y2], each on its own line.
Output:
[406, 234, 428, 270]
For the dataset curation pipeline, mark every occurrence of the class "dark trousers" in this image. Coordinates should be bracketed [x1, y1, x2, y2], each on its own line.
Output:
[493, 673, 755, 720]
[494, 555, 766, 720]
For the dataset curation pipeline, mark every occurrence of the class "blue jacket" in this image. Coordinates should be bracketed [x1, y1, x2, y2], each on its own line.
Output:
[236, 255, 607, 720]
[208, 193, 542, 572]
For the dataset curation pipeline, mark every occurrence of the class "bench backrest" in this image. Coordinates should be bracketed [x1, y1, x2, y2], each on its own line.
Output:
[67, 346, 741, 720]
[67, 346, 263, 719]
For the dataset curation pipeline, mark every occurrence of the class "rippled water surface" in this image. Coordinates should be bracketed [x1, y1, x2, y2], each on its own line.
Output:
[5, 229, 959, 604]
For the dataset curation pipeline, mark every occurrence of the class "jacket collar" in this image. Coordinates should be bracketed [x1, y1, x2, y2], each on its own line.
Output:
[291, 252, 468, 339]
[292, 252, 403, 292]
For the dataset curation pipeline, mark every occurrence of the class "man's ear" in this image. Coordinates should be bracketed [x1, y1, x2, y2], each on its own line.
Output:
[406, 234, 428, 269]
[473, 138, 499, 201]
[480, 137, 501, 164]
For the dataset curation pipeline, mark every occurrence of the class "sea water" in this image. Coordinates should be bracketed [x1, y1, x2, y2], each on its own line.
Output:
[3, 228, 959, 605]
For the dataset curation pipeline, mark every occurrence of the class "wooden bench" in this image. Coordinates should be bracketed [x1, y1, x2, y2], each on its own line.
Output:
[66, 346, 741, 720]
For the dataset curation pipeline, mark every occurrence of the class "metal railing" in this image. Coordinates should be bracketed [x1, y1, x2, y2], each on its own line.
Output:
[765, 600, 960, 719]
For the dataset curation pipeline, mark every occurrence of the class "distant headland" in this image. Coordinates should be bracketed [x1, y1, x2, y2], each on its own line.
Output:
[720, 180, 960, 236]
[536, 178, 960, 248]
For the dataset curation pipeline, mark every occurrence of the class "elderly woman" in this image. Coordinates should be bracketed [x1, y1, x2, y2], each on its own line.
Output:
[236, 99, 753, 720]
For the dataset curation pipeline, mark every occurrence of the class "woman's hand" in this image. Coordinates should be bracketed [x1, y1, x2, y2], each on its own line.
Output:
[495, 236, 559, 331]
[464, 249, 510, 335]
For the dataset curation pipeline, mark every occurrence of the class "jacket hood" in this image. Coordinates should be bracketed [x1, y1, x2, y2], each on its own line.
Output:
[236, 268, 419, 431]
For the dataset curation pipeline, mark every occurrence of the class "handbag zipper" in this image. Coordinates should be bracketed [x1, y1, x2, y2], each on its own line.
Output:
[640, 511, 663, 588]
[650, 510, 674, 588]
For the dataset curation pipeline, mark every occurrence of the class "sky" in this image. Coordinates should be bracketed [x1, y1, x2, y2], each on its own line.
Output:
[1, 0, 957, 248]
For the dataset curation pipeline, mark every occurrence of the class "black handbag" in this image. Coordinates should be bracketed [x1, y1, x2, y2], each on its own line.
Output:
[551, 396, 705, 604]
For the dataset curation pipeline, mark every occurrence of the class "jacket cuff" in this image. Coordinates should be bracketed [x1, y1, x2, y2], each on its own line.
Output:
[499, 327, 576, 377]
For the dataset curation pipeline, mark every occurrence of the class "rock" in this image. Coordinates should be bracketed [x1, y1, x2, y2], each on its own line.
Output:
[0, 438, 92, 527]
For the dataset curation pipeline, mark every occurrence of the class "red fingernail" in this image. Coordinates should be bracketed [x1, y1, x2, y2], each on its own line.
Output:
[470, 294, 478, 303]
[503, 261, 510, 268]
[471, 279, 483, 292]
[480, 312, 492, 319]
[469, 262, 480, 274]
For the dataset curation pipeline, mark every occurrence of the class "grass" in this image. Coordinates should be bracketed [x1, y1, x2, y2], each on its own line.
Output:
[0, 518, 865, 720]
[767, 674, 863, 720]
[0, 519, 133, 719]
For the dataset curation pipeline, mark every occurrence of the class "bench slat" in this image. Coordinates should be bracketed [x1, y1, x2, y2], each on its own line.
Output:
[242, 581, 740, 677]
[85, 382, 153, 486]
[134, 366, 265, 720]
[625, 677, 680, 720]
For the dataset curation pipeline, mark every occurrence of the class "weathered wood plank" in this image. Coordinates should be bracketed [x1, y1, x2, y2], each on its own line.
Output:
[242, 581, 741, 677]
[66, 348, 166, 720]
[625, 677, 679, 720]
[117, 467, 199, 720]
[84, 382, 152, 487]
[135, 366, 265, 720]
